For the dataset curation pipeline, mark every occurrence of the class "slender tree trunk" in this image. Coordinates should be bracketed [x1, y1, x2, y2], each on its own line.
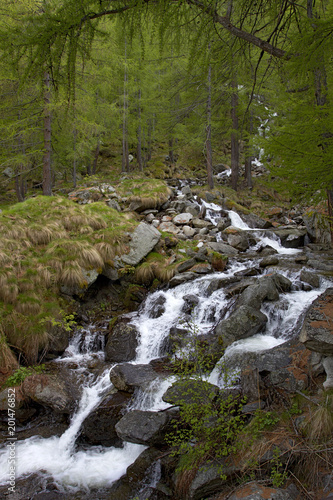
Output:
[92, 139, 100, 175]
[147, 117, 152, 162]
[230, 76, 239, 191]
[73, 125, 77, 188]
[122, 37, 129, 173]
[137, 88, 143, 171]
[168, 138, 174, 164]
[43, 71, 52, 196]
[206, 57, 214, 189]
[244, 109, 254, 189]
[307, 0, 333, 245]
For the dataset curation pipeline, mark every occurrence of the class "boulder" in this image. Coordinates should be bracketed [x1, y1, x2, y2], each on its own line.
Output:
[259, 255, 279, 268]
[162, 379, 219, 406]
[120, 222, 161, 266]
[79, 391, 132, 447]
[227, 231, 250, 251]
[158, 221, 180, 235]
[110, 363, 161, 393]
[237, 274, 289, 309]
[169, 272, 197, 287]
[269, 226, 307, 248]
[173, 213, 193, 225]
[207, 241, 238, 256]
[300, 269, 320, 288]
[240, 213, 273, 229]
[105, 322, 139, 363]
[299, 288, 333, 355]
[60, 268, 99, 296]
[176, 258, 197, 273]
[303, 210, 331, 245]
[215, 305, 268, 348]
[22, 366, 80, 414]
[115, 408, 177, 446]
[147, 294, 167, 318]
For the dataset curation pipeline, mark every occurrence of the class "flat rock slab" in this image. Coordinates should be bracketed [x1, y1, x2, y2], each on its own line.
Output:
[121, 222, 161, 266]
[300, 288, 333, 355]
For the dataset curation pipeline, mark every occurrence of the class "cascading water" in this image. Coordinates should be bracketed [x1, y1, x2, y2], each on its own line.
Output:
[0, 194, 330, 495]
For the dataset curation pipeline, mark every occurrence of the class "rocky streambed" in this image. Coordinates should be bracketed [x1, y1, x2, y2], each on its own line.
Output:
[1, 183, 333, 499]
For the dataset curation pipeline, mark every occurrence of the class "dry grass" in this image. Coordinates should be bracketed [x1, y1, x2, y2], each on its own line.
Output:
[303, 393, 333, 443]
[0, 327, 18, 373]
[134, 262, 155, 285]
[26, 225, 54, 245]
[58, 262, 85, 288]
[94, 241, 115, 263]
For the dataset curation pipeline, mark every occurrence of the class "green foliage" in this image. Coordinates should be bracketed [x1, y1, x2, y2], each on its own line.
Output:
[5, 364, 46, 387]
[248, 409, 280, 439]
[270, 447, 287, 488]
[166, 318, 246, 474]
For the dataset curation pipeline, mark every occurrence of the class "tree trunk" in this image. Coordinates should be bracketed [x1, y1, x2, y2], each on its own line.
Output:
[168, 138, 174, 164]
[122, 37, 129, 173]
[244, 109, 254, 189]
[147, 117, 152, 162]
[43, 71, 52, 196]
[231, 77, 239, 191]
[137, 88, 143, 171]
[307, 0, 333, 245]
[73, 125, 77, 188]
[206, 59, 214, 189]
[92, 139, 100, 175]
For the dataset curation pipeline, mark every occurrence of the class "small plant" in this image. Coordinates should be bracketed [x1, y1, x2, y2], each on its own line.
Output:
[5, 364, 46, 387]
[270, 447, 287, 487]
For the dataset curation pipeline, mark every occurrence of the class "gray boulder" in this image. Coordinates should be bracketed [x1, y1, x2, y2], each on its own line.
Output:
[79, 391, 132, 447]
[110, 363, 161, 393]
[207, 241, 238, 256]
[162, 379, 219, 406]
[300, 269, 320, 288]
[22, 366, 80, 414]
[299, 288, 333, 355]
[215, 305, 268, 348]
[303, 210, 331, 245]
[120, 222, 161, 266]
[115, 408, 177, 446]
[105, 322, 139, 362]
[269, 226, 307, 248]
[227, 231, 250, 251]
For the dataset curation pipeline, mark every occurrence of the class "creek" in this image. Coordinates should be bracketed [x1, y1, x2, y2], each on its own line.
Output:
[0, 202, 330, 496]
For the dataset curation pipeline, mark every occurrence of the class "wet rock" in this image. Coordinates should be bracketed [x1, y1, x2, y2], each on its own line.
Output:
[115, 408, 177, 446]
[120, 222, 161, 266]
[240, 213, 273, 229]
[169, 272, 197, 287]
[191, 263, 212, 274]
[269, 226, 307, 248]
[105, 322, 139, 362]
[207, 241, 238, 256]
[182, 294, 200, 314]
[176, 258, 197, 273]
[299, 288, 333, 355]
[46, 325, 69, 358]
[162, 379, 219, 406]
[185, 460, 239, 500]
[205, 276, 240, 296]
[108, 448, 167, 500]
[259, 254, 279, 268]
[22, 365, 80, 414]
[237, 275, 283, 309]
[79, 391, 132, 447]
[300, 269, 320, 288]
[227, 231, 250, 251]
[148, 294, 167, 319]
[215, 305, 268, 348]
[307, 259, 333, 272]
[110, 363, 162, 393]
[237, 339, 311, 393]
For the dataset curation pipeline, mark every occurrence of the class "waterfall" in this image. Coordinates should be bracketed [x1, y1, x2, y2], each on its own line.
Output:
[0, 194, 330, 493]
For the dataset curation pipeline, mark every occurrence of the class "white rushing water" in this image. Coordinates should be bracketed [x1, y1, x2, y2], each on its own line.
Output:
[0, 193, 330, 493]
